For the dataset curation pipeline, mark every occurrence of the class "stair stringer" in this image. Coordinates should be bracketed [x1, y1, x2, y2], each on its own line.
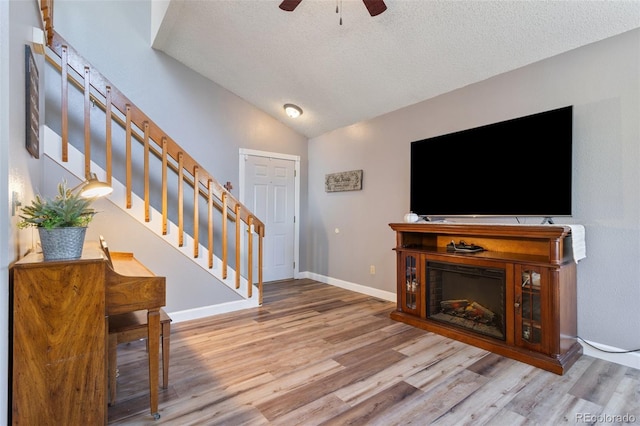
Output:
[43, 126, 260, 318]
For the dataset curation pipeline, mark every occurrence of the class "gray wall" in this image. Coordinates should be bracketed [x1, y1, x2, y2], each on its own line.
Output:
[3, 0, 303, 417]
[50, 0, 309, 248]
[307, 29, 640, 352]
[45, 0, 309, 310]
[4, 8, 639, 422]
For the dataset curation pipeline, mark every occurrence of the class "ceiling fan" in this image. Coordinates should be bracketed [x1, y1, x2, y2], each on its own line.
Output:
[279, 0, 387, 17]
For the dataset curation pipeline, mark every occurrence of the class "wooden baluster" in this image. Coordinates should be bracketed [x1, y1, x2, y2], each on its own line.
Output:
[222, 192, 228, 279]
[235, 203, 241, 290]
[83, 66, 91, 179]
[178, 153, 184, 247]
[247, 215, 253, 298]
[61, 45, 68, 162]
[161, 137, 168, 235]
[125, 104, 132, 209]
[208, 179, 214, 269]
[143, 122, 150, 222]
[193, 166, 199, 258]
[47, 33, 268, 303]
[40, 0, 51, 43]
[41, 0, 54, 44]
[105, 86, 112, 184]
[258, 226, 264, 305]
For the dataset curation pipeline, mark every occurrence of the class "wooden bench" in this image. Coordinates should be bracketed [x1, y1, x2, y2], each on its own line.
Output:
[108, 309, 172, 407]
[100, 236, 168, 419]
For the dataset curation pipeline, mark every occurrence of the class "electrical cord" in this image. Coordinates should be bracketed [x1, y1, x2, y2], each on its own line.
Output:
[577, 336, 640, 354]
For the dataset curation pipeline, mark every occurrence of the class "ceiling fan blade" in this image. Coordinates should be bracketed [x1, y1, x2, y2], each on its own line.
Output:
[362, 0, 387, 16]
[279, 0, 303, 12]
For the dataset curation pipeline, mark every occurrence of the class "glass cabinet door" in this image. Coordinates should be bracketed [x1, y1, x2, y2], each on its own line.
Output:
[515, 265, 546, 351]
[401, 252, 421, 315]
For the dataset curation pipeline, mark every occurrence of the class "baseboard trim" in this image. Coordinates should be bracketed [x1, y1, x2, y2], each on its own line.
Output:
[299, 271, 396, 302]
[580, 339, 640, 370]
[168, 298, 259, 324]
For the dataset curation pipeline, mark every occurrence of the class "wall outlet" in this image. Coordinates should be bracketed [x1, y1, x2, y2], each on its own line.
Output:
[370, 265, 375, 275]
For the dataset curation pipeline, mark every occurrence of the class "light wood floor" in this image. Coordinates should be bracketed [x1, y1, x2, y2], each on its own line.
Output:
[108, 279, 640, 425]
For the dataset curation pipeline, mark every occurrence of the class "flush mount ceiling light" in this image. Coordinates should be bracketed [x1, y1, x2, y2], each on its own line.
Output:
[284, 103, 303, 119]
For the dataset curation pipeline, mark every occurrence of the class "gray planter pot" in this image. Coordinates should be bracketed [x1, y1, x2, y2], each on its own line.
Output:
[38, 227, 87, 260]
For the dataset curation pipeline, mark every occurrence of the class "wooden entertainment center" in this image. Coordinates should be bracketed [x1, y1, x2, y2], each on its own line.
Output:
[389, 222, 582, 375]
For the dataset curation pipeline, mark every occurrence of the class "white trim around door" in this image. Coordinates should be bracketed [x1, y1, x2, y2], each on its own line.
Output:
[239, 148, 300, 280]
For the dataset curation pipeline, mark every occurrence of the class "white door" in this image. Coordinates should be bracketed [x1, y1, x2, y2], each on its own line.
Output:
[243, 153, 296, 282]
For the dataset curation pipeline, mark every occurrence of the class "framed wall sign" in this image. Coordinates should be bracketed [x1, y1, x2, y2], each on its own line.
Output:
[25, 45, 39, 159]
[325, 169, 363, 192]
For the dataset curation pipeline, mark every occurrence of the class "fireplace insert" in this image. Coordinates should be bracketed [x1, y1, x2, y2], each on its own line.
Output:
[427, 261, 506, 340]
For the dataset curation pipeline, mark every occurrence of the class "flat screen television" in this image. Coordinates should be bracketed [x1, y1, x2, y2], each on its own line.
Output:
[410, 105, 573, 219]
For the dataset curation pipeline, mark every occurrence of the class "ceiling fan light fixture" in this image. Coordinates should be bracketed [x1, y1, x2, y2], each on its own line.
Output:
[284, 103, 303, 118]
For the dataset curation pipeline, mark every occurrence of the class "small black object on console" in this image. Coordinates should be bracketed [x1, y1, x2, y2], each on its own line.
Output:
[446, 240, 486, 253]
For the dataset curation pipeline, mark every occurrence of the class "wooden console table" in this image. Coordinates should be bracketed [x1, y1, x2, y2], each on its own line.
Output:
[389, 223, 582, 375]
[10, 242, 165, 424]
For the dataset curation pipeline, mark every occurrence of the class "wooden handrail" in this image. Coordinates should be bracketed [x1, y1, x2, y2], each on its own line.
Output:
[41, 16, 264, 301]
[44, 53, 235, 221]
[47, 33, 264, 234]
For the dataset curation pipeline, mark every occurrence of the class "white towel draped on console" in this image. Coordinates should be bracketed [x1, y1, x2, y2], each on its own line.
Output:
[564, 224, 586, 263]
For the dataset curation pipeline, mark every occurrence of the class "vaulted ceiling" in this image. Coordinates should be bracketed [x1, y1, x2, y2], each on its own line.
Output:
[152, 1, 640, 138]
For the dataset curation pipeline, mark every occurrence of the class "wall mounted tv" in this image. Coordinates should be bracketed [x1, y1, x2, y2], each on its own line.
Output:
[410, 105, 573, 219]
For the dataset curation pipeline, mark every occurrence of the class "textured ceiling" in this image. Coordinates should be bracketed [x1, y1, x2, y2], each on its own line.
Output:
[152, 0, 640, 138]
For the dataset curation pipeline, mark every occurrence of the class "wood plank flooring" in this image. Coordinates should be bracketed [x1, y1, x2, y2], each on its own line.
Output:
[108, 279, 640, 425]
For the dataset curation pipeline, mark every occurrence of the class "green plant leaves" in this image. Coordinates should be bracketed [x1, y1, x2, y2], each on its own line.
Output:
[18, 181, 96, 229]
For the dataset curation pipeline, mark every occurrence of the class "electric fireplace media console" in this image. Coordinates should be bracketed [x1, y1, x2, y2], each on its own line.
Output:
[389, 223, 582, 375]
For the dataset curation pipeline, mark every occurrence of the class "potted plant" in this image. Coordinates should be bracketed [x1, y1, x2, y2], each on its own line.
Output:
[18, 180, 96, 260]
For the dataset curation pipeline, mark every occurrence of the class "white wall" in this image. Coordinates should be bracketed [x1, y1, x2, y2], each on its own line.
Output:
[1, 1, 48, 423]
[0, 5, 8, 424]
[308, 29, 640, 354]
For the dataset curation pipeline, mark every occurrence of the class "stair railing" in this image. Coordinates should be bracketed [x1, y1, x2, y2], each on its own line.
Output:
[38, 4, 264, 303]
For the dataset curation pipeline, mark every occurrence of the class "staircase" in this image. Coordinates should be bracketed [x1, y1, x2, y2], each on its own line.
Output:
[37, 0, 265, 305]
